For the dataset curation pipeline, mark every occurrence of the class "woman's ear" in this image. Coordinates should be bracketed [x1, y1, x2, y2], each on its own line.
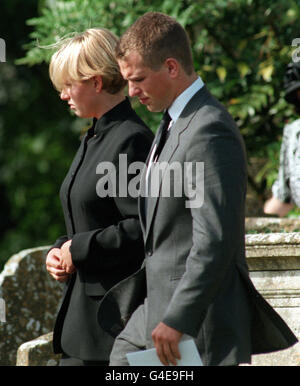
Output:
[93, 75, 103, 93]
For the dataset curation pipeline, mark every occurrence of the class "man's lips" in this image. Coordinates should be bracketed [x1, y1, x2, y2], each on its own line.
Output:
[139, 97, 149, 105]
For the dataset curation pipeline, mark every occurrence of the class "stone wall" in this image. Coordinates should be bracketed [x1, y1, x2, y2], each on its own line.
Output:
[0, 247, 62, 366]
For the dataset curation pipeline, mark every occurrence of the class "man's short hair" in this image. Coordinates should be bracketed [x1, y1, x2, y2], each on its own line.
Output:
[116, 12, 194, 75]
[50, 28, 126, 94]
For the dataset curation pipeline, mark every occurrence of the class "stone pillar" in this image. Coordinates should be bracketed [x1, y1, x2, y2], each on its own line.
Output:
[246, 230, 300, 366]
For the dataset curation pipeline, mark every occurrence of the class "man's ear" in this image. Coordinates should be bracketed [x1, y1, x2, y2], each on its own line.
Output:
[165, 58, 180, 79]
[93, 75, 103, 93]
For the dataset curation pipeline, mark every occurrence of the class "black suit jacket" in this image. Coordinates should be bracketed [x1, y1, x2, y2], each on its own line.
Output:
[51, 98, 154, 361]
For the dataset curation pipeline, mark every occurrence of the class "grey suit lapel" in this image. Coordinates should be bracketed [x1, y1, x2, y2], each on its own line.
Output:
[142, 86, 210, 242]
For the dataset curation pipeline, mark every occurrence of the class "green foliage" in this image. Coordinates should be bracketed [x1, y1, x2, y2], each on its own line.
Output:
[0, 0, 82, 269]
[0, 58, 80, 268]
[18, 0, 300, 199]
[19, 0, 300, 127]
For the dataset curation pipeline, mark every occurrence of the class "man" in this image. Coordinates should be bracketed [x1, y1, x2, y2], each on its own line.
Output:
[101, 12, 297, 366]
[264, 61, 300, 217]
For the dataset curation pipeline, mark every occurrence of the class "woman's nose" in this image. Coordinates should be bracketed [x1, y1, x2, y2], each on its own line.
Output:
[60, 88, 69, 100]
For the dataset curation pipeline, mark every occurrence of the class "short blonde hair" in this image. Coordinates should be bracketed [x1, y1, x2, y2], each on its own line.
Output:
[49, 28, 126, 94]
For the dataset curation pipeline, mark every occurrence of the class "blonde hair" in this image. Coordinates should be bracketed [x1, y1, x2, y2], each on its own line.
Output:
[49, 28, 126, 94]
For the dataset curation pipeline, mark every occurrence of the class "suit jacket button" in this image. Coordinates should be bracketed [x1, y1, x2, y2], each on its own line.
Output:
[147, 250, 152, 256]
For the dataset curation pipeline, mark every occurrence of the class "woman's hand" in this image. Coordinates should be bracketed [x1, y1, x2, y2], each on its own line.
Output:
[60, 240, 76, 274]
[46, 248, 70, 282]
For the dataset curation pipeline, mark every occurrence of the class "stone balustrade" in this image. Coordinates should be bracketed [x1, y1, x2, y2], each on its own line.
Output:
[0, 218, 299, 366]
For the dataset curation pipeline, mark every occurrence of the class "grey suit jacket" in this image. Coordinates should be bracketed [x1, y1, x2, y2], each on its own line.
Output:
[98, 86, 297, 365]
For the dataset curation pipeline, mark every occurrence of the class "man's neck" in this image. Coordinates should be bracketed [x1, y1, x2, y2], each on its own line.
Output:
[168, 75, 204, 123]
[172, 72, 198, 101]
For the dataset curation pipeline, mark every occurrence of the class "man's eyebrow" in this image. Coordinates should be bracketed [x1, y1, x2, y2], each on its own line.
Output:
[127, 74, 145, 81]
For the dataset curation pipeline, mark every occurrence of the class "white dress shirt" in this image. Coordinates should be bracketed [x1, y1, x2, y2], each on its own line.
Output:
[168, 76, 204, 126]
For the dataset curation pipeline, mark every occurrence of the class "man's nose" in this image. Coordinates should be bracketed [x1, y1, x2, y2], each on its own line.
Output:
[128, 82, 140, 97]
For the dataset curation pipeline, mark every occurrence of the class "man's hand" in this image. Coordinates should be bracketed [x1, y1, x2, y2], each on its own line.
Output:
[46, 248, 69, 282]
[60, 240, 76, 274]
[151, 322, 183, 366]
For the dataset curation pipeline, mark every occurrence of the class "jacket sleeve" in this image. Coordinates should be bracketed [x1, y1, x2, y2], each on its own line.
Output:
[69, 131, 153, 272]
[47, 235, 68, 255]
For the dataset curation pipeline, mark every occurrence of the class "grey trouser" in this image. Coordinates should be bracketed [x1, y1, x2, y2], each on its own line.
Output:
[109, 300, 148, 366]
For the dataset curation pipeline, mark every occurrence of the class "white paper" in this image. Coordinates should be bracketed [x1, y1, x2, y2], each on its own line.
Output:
[126, 339, 203, 366]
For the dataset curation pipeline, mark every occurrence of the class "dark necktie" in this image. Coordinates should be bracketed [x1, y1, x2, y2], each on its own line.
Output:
[154, 110, 171, 160]
[141, 110, 171, 226]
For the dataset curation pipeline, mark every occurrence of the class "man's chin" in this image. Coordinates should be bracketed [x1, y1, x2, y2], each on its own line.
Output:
[146, 105, 163, 113]
[140, 99, 164, 112]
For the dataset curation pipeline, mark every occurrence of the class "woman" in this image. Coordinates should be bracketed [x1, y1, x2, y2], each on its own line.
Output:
[45, 28, 153, 366]
[264, 61, 300, 217]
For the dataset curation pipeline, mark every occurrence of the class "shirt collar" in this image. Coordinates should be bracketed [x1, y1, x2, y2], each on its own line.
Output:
[168, 76, 204, 124]
[92, 97, 130, 136]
